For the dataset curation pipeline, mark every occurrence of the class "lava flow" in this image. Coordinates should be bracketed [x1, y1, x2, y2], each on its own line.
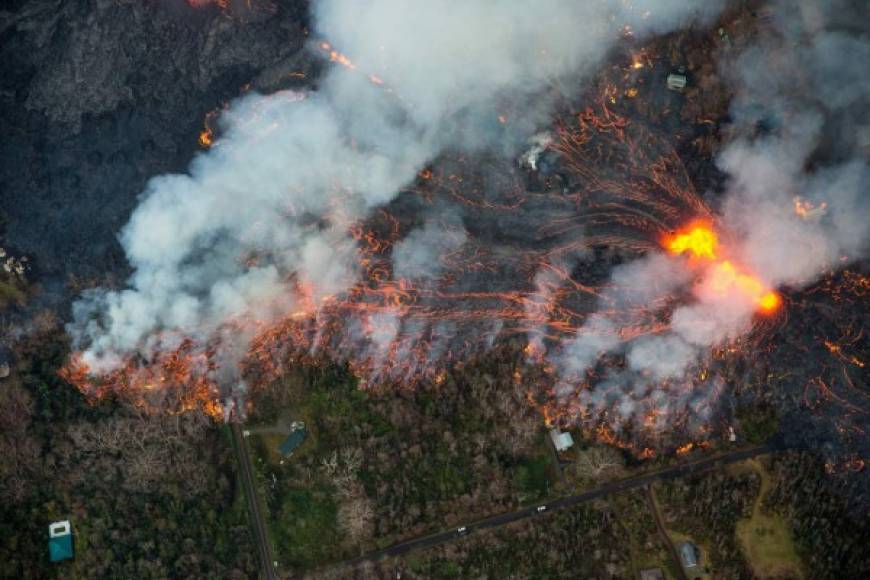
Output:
[665, 223, 781, 314]
[59, 52, 864, 466]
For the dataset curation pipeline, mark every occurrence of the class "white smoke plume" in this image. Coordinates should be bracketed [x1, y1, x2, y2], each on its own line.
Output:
[553, 0, 870, 432]
[719, 1, 870, 285]
[392, 211, 467, 281]
[70, 0, 724, 380]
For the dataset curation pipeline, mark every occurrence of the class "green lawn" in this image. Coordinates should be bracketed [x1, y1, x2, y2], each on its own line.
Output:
[272, 487, 340, 569]
[513, 454, 552, 503]
[734, 459, 803, 578]
[249, 431, 291, 465]
[0, 279, 26, 308]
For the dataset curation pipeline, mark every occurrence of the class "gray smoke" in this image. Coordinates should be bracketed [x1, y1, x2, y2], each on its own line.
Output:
[719, 0, 870, 285]
[556, 252, 693, 381]
[70, 0, 723, 376]
[392, 211, 467, 281]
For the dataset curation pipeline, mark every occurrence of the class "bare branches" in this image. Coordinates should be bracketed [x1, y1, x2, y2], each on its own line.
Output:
[321, 447, 364, 497]
[337, 484, 375, 543]
[62, 410, 217, 495]
[571, 446, 626, 482]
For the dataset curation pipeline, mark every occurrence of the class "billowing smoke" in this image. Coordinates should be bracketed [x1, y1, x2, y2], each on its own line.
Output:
[70, 0, 724, 386]
[552, 0, 869, 436]
[392, 210, 467, 282]
[719, 0, 870, 284]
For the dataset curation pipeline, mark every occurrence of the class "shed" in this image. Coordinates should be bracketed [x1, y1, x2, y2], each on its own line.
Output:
[667, 73, 687, 91]
[0, 346, 12, 379]
[48, 520, 73, 562]
[278, 423, 307, 457]
[679, 541, 699, 568]
[640, 569, 665, 580]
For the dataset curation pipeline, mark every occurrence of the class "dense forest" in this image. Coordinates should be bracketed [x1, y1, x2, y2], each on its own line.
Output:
[0, 317, 257, 579]
[766, 453, 870, 579]
[337, 495, 642, 579]
[247, 348, 558, 571]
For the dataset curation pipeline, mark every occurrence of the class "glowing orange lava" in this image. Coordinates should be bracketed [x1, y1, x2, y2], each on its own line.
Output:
[198, 128, 213, 148]
[793, 196, 827, 220]
[665, 223, 718, 260]
[675, 442, 694, 454]
[666, 223, 780, 314]
[708, 261, 781, 313]
[319, 42, 356, 70]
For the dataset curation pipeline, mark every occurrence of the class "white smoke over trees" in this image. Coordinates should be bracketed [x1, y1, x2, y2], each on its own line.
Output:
[69, 0, 724, 385]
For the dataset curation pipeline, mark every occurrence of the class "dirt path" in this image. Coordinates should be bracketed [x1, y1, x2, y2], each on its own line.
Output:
[734, 459, 803, 579]
[646, 485, 688, 580]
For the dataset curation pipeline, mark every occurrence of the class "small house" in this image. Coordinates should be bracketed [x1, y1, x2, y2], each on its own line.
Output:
[640, 569, 665, 580]
[667, 73, 687, 91]
[0, 346, 12, 379]
[679, 541, 699, 568]
[278, 422, 307, 457]
[549, 428, 574, 452]
[48, 520, 74, 563]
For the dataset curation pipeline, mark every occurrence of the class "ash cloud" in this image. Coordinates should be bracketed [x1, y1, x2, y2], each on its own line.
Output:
[70, 0, 722, 379]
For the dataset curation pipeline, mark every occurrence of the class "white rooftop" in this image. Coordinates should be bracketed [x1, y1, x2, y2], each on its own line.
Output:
[49, 521, 71, 538]
[549, 428, 575, 452]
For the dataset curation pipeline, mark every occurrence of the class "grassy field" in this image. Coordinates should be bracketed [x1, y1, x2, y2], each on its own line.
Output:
[0, 279, 26, 308]
[734, 459, 803, 579]
[512, 441, 556, 503]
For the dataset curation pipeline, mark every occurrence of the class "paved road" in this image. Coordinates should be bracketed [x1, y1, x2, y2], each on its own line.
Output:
[231, 423, 278, 580]
[336, 443, 774, 570]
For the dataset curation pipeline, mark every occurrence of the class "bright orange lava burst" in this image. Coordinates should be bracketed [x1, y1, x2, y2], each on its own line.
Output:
[675, 442, 694, 455]
[709, 261, 781, 313]
[198, 128, 213, 148]
[665, 223, 780, 314]
[665, 223, 718, 260]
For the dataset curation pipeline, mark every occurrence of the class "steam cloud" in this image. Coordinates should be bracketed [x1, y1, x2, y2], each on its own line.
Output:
[71, 0, 723, 384]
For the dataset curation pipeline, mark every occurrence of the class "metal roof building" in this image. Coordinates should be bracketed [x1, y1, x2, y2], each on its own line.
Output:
[48, 520, 73, 563]
[278, 423, 307, 457]
[549, 428, 575, 452]
[680, 541, 699, 568]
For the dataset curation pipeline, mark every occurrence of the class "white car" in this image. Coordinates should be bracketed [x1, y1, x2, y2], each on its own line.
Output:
[456, 526, 468, 535]
[536, 505, 548, 513]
